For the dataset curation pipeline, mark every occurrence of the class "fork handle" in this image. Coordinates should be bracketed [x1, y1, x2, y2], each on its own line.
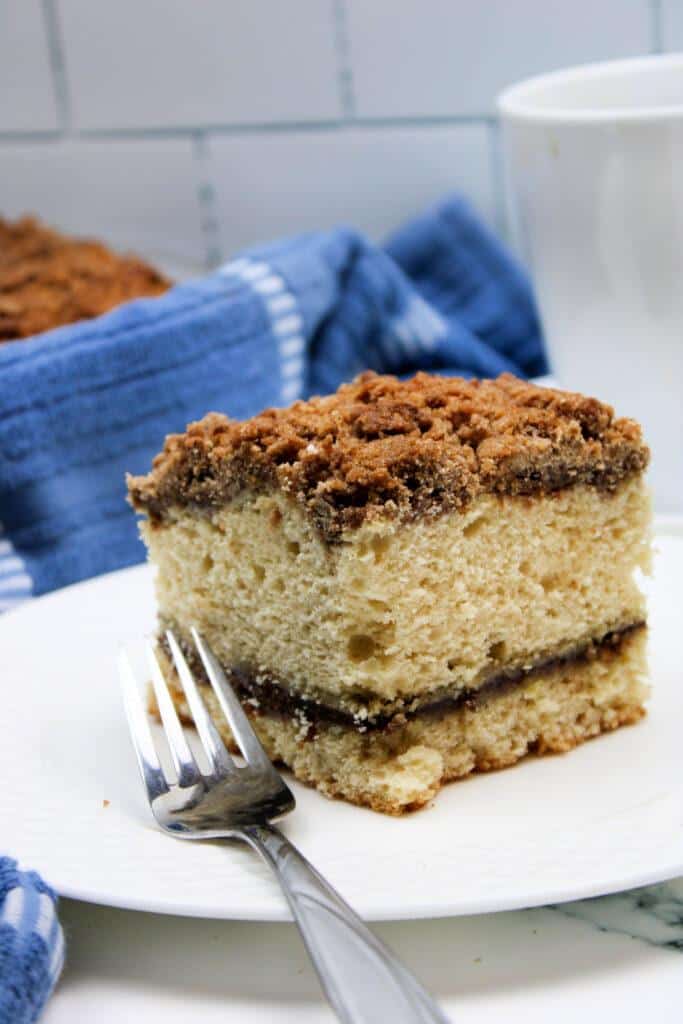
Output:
[241, 823, 451, 1024]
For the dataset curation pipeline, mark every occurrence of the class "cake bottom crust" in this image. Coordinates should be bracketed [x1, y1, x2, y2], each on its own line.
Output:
[156, 627, 647, 815]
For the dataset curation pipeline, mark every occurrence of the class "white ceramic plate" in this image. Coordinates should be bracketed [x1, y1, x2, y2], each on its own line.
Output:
[3, 519, 683, 922]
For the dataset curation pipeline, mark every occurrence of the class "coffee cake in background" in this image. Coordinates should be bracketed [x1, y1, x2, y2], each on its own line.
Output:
[0, 215, 171, 342]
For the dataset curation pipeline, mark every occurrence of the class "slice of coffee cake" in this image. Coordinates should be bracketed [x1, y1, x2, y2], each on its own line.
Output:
[128, 372, 651, 814]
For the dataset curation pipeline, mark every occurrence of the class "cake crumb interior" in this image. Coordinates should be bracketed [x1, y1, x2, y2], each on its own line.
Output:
[156, 625, 647, 814]
[144, 477, 650, 717]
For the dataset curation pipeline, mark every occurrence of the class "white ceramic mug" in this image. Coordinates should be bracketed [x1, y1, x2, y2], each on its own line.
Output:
[499, 54, 683, 514]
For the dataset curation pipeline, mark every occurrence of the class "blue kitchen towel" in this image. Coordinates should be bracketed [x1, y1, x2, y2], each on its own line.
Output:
[0, 195, 545, 608]
[0, 859, 64, 1023]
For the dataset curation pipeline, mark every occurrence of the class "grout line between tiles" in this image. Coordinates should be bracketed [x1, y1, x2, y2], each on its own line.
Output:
[40, 0, 71, 134]
[0, 131, 63, 143]
[192, 133, 223, 270]
[649, 0, 664, 53]
[0, 113, 493, 148]
[487, 120, 508, 240]
[331, 0, 356, 119]
[66, 113, 492, 142]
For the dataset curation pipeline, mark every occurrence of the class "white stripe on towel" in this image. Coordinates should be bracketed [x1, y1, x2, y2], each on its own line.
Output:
[389, 296, 448, 356]
[220, 258, 306, 404]
[0, 522, 32, 613]
[33, 893, 57, 943]
[48, 924, 65, 982]
[1, 886, 25, 929]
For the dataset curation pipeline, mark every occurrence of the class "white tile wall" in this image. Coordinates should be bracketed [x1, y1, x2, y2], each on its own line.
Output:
[0, 140, 205, 269]
[661, 0, 683, 49]
[58, 0, 341, 131]
[347, 0, 652, 118]
[0, 1, 59, 132]
[0, 1, 661, 266]
[210, 124, 495, 258]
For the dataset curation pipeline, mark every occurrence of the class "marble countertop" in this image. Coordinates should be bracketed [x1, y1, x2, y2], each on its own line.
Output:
[46, 877, 683, 1022]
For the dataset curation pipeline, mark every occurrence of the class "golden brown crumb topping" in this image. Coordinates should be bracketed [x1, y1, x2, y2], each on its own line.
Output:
[128, 371, 649, 540]
[0, 215, 170, 342]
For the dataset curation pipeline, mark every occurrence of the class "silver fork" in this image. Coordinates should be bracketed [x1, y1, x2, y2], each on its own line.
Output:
[119, 628, 451, 1024]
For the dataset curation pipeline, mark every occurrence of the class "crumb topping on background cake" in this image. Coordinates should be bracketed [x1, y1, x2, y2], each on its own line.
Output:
[0, 215, 170, 342]
[128, 371, 649, 540]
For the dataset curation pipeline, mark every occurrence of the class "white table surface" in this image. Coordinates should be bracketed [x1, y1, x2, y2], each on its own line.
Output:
[46, 878, 683, 1022]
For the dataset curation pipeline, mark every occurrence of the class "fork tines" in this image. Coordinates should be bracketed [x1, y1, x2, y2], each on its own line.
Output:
[120, 629, 274, 794]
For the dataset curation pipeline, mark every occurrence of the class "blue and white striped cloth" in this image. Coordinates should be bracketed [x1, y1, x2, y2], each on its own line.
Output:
[0, 859, 64, 1023]
[0, 195, 545, 610]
